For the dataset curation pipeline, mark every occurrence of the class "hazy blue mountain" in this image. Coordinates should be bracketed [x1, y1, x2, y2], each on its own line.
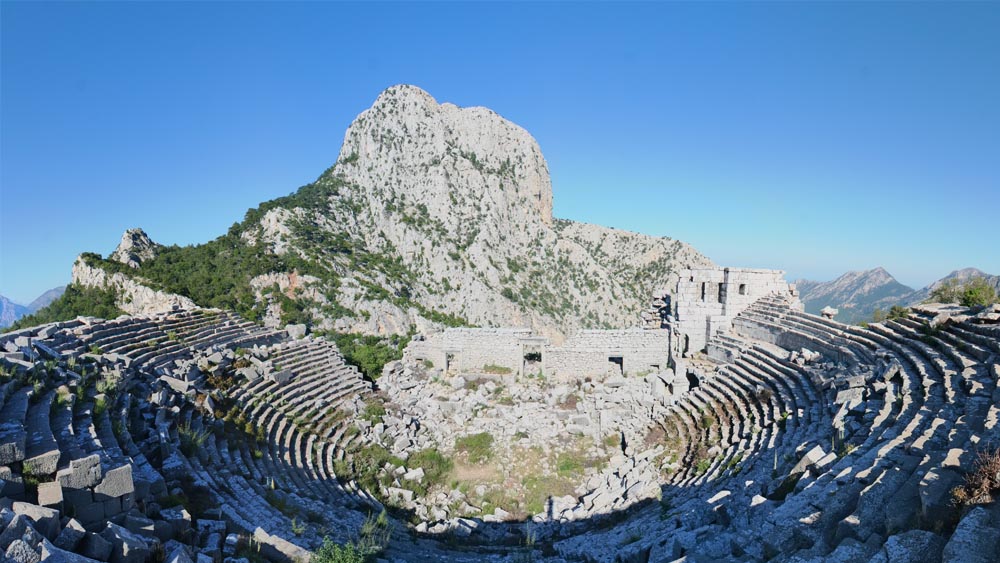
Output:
[27, 286, 67, 313]
[0, 295, 30, 328]
[795, 267, 915, 324]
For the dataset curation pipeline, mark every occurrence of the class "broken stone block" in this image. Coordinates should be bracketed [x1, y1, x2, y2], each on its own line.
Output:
[80, 533, 112, 562]
[123, 514, 156, 540]
[5, 539, 40, 563]
[11, 503, 59, 541]
[0, 514, 30, 551]
[53, 519, 87, 551]
[159, 508, 191, 539]
[99, 523, 150, 563]
[40, 539, 104, 563]
[93, 465, 134, 501]
[56, 455, 102, 490]
[165, 543, 194, 563]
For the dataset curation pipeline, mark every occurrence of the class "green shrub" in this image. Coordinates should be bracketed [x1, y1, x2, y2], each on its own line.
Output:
[407, 448, 453, 489]
[555, 453, 584, 477]
[455, 432, 494, 463]
[930, 276, 999, 307]
[360, 401, 386, 425]
[961, 277, 998, 307]
[178, 422, 211, 457]
[313, 538, 365, 563]
[327, 332, 408, 380]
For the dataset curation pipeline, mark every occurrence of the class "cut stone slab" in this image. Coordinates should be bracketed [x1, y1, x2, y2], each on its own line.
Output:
[56, 455, 102, 490]
[22, 392, 60, 476]
[36, 482, 63, 508]
[0, 388, 31, 465]
[93, 465, 134, 501]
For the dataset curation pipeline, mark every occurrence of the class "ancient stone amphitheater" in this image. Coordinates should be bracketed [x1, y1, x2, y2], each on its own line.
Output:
[2, 269, 999, 563]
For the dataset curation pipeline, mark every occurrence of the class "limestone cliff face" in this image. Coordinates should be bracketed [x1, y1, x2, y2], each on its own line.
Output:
[72, 257, 195, 315]
[110, 228, 160, 269]
[244, 85, 713, 340]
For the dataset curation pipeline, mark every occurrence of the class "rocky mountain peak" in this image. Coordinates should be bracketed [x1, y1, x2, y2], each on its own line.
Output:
[111, 228, 159, 269]
[334, 84, 554, 226]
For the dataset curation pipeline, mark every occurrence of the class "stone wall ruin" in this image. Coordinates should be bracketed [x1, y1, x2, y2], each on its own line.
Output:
[673, 267, 800, 355]
[406, 327, 671, 381]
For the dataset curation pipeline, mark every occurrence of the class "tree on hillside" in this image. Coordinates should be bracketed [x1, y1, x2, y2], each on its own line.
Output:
[928, 276, 998, 308]
[960, 277, 998, 307]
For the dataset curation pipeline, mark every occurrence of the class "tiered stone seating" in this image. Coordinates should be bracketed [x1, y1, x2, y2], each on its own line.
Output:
[552, 296, 1000, 562]
[4, 297, 999, 563]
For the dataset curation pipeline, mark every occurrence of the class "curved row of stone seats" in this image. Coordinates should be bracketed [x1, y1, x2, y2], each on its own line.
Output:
[1, 314, 386, 563]
[731, 299, 996, 553]
[554, 297, 1000, 562]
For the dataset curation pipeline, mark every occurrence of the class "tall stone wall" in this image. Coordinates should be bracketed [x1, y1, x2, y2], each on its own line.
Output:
[674, 267, 799, 354]
[407, 328, 540, 376]
[545, 329, 670, 381]
[406, 327, 670, 381]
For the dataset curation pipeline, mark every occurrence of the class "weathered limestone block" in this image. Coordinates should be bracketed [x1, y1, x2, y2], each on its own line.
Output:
[40, 539, 104, 563]
[0, 514, 31, 551]
[159, 508, 191, 539]
[0, 465, 25, 497]
[80, 532, 113, 562]
[942, 506, 1000, 563]
[918, 467, 962, 531]
[251, 528, 310, 563]
[5, 539, 41, 563]
[0, 390, 30, 465]
[99, 522, 150, 563]
[53, 519, 87, 552]
[165, 543, 194, 563]
[22, 394, 60, 476]
[11, 503, 59, 541]
[93, 465, 134, 501]
[56, 455, 102, 490]
[879, 530, 945, 563]
[36, 482, 63, 508]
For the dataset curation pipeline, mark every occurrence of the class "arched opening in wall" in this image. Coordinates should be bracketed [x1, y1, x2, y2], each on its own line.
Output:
[609, 356, 624, 376]
[445, 353, 455, 373]
[683, 335, 690, 355]
[686, 370, 700, 389]
[717, 282, 724, 303]
[701, 282, 707, 302]
[739, 284, 747, 295]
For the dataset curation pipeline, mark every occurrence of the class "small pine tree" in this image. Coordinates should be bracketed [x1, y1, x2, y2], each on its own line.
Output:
[960, 277, 998, 307]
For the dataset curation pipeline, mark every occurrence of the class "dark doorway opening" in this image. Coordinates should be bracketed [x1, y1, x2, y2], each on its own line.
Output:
[686, 370, 700, 389]
[609, 356, 624, 375]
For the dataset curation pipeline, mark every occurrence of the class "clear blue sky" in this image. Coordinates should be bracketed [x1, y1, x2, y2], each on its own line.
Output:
[2, 1, 998, 304]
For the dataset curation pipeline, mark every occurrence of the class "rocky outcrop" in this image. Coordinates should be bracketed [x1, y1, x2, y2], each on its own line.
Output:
[109, 228, 159, 269]
[71, 257, 194, 315]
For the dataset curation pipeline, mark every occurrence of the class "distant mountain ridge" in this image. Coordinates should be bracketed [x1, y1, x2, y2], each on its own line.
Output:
[0, 286, 67, 328]
[797, 267, 1000, 324]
